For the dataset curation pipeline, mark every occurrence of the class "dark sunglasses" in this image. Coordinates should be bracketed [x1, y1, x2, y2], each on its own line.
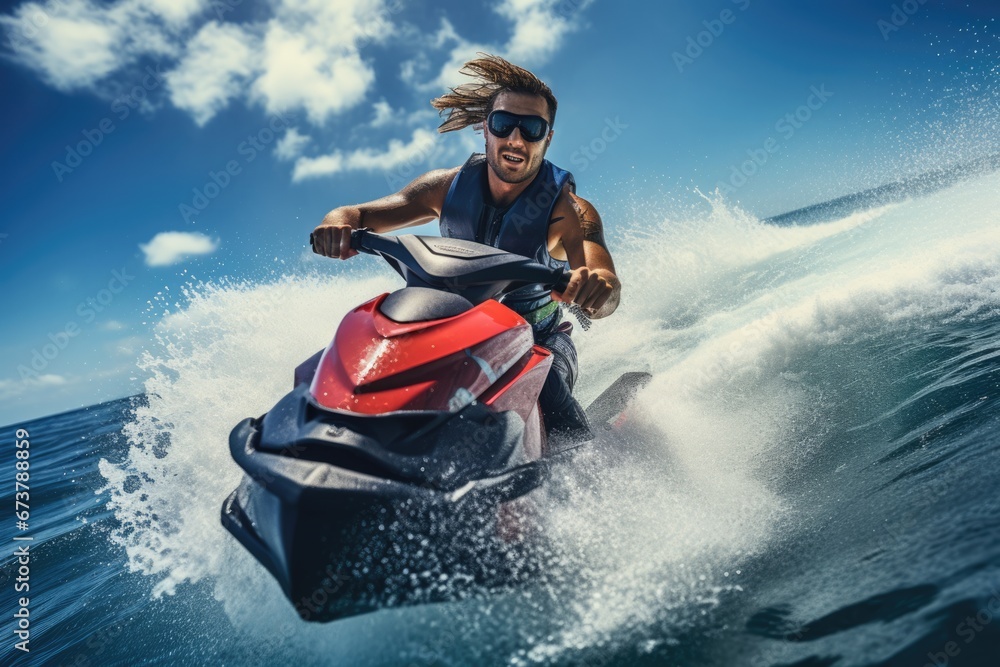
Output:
[486, 110, 550, 142]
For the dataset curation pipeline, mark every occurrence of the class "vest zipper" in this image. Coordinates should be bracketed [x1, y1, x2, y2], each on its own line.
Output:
[478, 204, 505, 247]
[488, 212, 503, 247]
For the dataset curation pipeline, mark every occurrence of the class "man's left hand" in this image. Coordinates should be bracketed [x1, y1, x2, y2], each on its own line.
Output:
[552, 267, 615, 314]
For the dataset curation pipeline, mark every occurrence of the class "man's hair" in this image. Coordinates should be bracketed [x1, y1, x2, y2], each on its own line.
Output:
[431, 53, 558, 134]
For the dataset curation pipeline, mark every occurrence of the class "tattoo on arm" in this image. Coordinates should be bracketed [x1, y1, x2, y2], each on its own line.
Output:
[569, 198, 606, 245]
[580, 217, 606, 245]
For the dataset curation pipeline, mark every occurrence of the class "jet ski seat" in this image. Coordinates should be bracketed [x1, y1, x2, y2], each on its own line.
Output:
[379, 286, 475, 323]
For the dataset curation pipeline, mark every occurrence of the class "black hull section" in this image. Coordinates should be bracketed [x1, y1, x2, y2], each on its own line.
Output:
[221, 386, 550, 622]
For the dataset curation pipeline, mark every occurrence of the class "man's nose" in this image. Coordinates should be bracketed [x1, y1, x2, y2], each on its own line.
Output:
[507, 128, 526, 146]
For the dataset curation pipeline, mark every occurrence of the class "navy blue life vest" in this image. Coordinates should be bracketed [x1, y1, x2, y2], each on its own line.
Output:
[439, 153, 575, 334]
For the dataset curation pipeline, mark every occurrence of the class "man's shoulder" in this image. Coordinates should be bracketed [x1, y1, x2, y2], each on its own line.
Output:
[417, 166, 462, 186]
[403, 166, 462, 200]
[551, 186, 599, 219]
[569, 192, 600, 215]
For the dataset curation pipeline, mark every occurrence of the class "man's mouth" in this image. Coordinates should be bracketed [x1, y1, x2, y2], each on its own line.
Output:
[502, 153, 525, 165]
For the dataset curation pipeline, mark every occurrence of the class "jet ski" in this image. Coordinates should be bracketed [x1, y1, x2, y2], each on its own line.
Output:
[221, 228, 650, 622]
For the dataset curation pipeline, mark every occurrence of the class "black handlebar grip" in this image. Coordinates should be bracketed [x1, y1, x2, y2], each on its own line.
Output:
[350, 227, 376, 253]
[309, 228, 373, 254]
[553, 269, 572, 293]
[349, 227, 366, 251]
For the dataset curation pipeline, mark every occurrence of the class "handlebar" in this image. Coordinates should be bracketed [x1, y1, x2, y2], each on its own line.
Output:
[308, 229, 373, 255]
[348, 227, 377, 255]
[311, 228, 572, 296]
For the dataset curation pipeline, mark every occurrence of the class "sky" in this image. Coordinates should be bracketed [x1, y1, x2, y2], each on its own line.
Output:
[0, 0, 997, 425]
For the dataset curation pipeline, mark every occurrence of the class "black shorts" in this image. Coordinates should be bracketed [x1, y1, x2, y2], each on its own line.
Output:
[537, 327, 578, 393]
[535, 321, 590, 439]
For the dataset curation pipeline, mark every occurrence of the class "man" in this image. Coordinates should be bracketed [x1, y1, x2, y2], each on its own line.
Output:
[312, 54, 620, 439]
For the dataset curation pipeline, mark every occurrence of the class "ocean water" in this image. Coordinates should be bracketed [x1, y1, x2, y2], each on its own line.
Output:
[3, 165, 1000, 666]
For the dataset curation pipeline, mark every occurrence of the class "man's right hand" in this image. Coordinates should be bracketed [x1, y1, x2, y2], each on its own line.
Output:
[312, 221, 358, 260]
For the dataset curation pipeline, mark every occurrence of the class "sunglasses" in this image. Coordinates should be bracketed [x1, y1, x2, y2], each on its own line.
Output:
[486, 110, 550, 143]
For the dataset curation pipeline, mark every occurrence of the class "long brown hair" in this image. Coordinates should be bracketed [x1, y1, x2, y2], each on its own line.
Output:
[431, 53, 558, 134]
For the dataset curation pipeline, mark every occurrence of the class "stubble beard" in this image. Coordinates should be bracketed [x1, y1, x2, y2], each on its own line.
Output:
[486, 147, 543, 185]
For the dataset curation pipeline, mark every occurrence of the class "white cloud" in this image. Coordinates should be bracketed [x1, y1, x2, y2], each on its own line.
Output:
[0, 0, 395, 124]
[369, 99, 437, 128]
[249, 0, 398, 125]
[252, 24, 374, 125]
[291, 154, 344, 182]
[0, 378, 18, 400]
[101, 320, 126, 331]
[1, 0, 591, 122]
[342, 129, 438, 171]
[403, 19, 493, 93]
[497, 0, 593, 65]
[404, 1, 593, 93]
[371, 99, 394, 127]
[165, 21, 256, 126]
[140, 231, 219, 267]
[1, 0, 594, 184]
[0, 373, 71, 400]
[431, 16, 460, 49]
[275, 128, 312, 161]
[292, 128, 439, 181]
[2, 1, 124, 90]
[144, 0, 205, 27]
[36, 373, 68, 386]
[0, 0, 206, 91]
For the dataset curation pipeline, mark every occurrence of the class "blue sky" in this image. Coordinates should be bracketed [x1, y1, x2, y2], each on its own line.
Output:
[0, 0, 996, 425]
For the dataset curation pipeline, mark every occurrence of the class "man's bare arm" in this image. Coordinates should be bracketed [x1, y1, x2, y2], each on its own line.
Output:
[313, 168, 458, 259]
[549, 192, 621, 318]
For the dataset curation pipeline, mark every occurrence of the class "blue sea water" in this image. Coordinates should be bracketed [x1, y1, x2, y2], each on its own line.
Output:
[3, 163, 1000, 666]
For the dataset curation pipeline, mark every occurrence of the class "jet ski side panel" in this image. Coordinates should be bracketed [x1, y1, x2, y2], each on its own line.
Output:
[310, 294, 535, 414]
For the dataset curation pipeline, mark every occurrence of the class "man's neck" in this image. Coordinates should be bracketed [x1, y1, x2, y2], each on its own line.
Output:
[486, 167, 538, 208]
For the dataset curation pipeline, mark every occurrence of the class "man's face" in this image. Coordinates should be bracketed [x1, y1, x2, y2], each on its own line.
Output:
[484, 91, 553, 185]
